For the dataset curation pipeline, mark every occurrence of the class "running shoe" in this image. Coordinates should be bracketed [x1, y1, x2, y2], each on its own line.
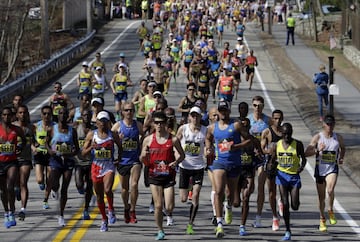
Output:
[224, 206, 232, 224]
[215, 226, 224, 238]
[130, 210, 137, 224]
[239, 225, 247, 236]
[252, 215, 263, 228]
[155, 230, 165, 240]
[77, 188, 85, 195]
[8, 213, 16, 227]
[328, 210, 337, 225]
[108, 211, 116, 224]
[39, 183, 45, 191]
[272, 217, 280, 231]
[166, 215, 174, 226]
[51, 190, 59, 200]
[100, 221, 108, 232]
[278, 198, 284, 217]
[124, 208, 130, 224]
[18, 211, 26, 221]
[282, 231, 291, 241]
[4, 214, 11, 229]
[43, 202, 50, 209]
[149, 203, 155, 213]
[83, 210, 90, 220]
[319, 219, 327, 232]
[186, 224, 194, 235]
[58, 216, 65, 227]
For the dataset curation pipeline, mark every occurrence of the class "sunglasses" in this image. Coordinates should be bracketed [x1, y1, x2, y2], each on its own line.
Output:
[42, 112, 51, 115]
[188, 89, 195, 91]
[124, 109, 134, 112]
[154, 95, 162, 98]
[154, 120, 165, 125]
[253, 103, 264, 108]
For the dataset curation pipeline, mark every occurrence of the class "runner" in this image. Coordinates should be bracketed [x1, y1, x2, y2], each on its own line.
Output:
[77, 62, 93, 99]
[49, 82, 75, 123]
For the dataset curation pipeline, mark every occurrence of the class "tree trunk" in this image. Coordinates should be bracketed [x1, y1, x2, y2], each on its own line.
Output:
[41, 0, 50, 59]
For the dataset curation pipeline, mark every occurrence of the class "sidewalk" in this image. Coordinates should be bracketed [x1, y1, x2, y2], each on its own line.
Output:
[269, 23, 360, 129]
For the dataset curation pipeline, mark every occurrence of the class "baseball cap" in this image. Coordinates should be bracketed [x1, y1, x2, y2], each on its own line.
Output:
[119, 52, 125, 57]
[82, 61, 89, 67]
[324, 115, 335, 125]
[190, 106, 201, 115]
[97, 111, 110, 121]
[96, 66, 102, 71]
[169, 32, 174, 36]
[148, 81, 157, 87]
[228, 49, 234, 54]
[172, 39, 177, 42]
[237, 37, 243, 41]
[153, 91, 162, 97]
[218, 100, 230, 111]
[208, 39, 214, 42]
[119, 63, 126, 68]
[91, 97, 103, 106]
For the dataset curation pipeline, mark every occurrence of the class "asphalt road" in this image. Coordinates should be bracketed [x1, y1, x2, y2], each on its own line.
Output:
[0, 18, 359, 241]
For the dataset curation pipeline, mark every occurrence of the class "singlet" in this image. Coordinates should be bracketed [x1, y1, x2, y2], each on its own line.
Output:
[248, 113, 269, 140]
[17, 124, 33, 161]
[180, 124, 206, 170]
[213, 120, 241, 166]
[75, 123, 91, 166]
[144, 95, 156, 114]
[91, 130, 115, 164]
[135, 91, 146, 119]
[92, 74, 106, 94]
[50, 125, 74, 157]
[240, 137, 256, 168]
[246, 56, 257, 68]
[148, 133, 176, 178]
[184, 49, 194, 63]
[181, 96, 197, 118]
[118, 120, 140, 165]
[114, 73, 127, 94]
[198, 69, 210, 86]
[35, 120, 54, 154]
[276, 139, 300, 175]
[51, 94, 66, 116]
[0, 124, 18, 162]
[79, 71, 92, 94]
[219, 76, 233, 95]
[316, 132, 340, 176]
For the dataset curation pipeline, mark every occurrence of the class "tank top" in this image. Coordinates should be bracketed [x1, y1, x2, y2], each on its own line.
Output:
[179, 124, 206, 170]
[51, 94, 66, 116]
[35, 120, 53, 154]
[79, 71, 92, 94]
[91, 130, 115, 164]
[0, 124, 18, 162]
[219, 76, 233, 95]
[17, 124, 33, 161]
[114, 73, 127, 94]
[270, 126, 282, 143]
[240, 136, 256, 168]
[276, 139, 300, 175]
[316, 132, 339, 176]
[50, 125, 74, 157]
[75, 123, 91, 166]
[144, 95, 156, 113]
[148, 133, 175, 178]
[135, 91, 146, 119]
[213, 120, 241, 166]
[92, 74, 106, 94]
[118, 120, 140, 165]
[248, 113, 269, 141]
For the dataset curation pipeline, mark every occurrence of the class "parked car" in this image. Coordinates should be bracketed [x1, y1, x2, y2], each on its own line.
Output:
[28, 7, 41, 19]
[322, 5, 341, 14]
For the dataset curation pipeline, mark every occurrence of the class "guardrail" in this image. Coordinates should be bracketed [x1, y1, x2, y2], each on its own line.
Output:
[0, 30, 96, 106]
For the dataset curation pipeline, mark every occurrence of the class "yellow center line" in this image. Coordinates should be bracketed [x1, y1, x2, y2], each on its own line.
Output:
[52, 174, 121, 242]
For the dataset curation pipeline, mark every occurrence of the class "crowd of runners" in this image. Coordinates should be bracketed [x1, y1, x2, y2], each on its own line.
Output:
[0, 0, 346, 241]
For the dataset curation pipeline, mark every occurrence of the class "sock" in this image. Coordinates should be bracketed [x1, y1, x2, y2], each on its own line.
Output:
[98, 201, 107, 220]
[216, 217, 223, 227]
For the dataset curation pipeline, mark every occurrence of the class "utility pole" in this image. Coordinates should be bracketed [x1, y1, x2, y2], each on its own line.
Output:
[328, 56, 334, 116]
[87, 0, 93, 34]
[40, 0, 50, 59]
[268, 6, 272, 35]
[311, 0, 318, 42]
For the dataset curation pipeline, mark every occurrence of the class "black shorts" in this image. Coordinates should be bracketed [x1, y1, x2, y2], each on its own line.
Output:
[178, 167, 204, 189]
[156, 83, 164, 93]
[117, 163, 141, 176]
[198, 85, 210, 95]
[18, 159, 33, 168]
[184, 62, 191, 69]
[0, 160, 18, 176]
[34, 152, 50, 166]
[233, 73, 241, 81]
[246, 67, 255, 74]
[239, 166, 255, 189]
[149, 175, 176, 188]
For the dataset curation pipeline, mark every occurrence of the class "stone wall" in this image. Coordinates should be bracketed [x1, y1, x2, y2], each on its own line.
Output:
[343, 45, 360, 69]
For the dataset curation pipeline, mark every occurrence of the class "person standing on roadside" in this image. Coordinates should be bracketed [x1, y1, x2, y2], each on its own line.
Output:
[0, 107, 25, 228]
[305, 115, 345, 232]
[111, 102, 144, 224]
[286, 13, 295, 46]
[33, 105, 54, 210]
[140, 111, 185, 240]
[269, 122, 307, 241]
[46, 107, 79, 227]
[313, 64, 329, 122]
[13, 105, 34, 221]
[176, 106, 207, 235]
[81, 111, 122, 232]
[205, 100, 250, 238]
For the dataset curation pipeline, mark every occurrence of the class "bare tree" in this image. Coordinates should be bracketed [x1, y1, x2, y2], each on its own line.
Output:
[0, 0, 30, 85]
